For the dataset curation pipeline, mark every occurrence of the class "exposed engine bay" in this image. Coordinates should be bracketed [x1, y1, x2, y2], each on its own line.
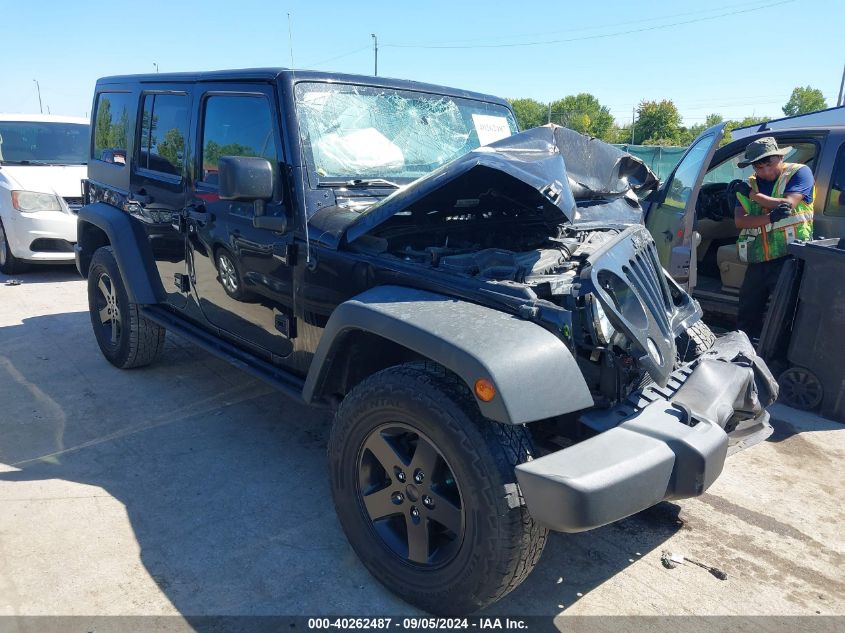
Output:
[368, 219, 622, 298]
[339, 125, 701, 408]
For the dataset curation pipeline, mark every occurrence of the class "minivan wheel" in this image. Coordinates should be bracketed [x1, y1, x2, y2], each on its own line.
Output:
[0, 219, 28, 274]
[328, 362, 547, 614]
[87, 246, 166, 368]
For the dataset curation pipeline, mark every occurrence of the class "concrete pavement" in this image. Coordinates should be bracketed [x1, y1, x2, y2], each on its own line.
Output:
[1, 265, 843, 618]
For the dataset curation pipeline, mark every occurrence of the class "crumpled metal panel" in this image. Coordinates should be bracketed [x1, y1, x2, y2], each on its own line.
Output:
[343, 124, 659, 244]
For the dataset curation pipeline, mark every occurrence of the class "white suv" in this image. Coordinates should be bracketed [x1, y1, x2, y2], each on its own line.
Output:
[0, 114, 89, 274]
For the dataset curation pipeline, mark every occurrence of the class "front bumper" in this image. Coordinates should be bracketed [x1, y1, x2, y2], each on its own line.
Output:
[515, 330, 776, 533]
[4, 209, 77, 262]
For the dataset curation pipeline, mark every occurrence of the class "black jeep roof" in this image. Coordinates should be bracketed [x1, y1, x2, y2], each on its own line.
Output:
[96, 68, 511, 108]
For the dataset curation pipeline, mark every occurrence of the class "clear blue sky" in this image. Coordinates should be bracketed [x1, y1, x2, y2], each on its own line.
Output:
[2, 0, 842, 127]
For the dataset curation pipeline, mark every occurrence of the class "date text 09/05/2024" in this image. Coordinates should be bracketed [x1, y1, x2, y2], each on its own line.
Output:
[307, 617, 529, 630]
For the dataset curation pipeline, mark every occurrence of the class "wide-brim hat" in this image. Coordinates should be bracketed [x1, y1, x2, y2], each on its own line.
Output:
[737, 136, 792, 168]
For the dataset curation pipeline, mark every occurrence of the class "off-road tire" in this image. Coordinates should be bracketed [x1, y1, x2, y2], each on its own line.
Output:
[328, 362, 547, 615]
[676, 319, 716, 362]
[87, 246, 166, 368]
[0, 219, 29, 275]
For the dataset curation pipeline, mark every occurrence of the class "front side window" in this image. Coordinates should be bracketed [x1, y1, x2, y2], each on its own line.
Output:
[662, 132, 716, 209]
[92, 92, 133, 166]
[704, 140, 817, 185]
[0, 121, 89, 165]
[200, 95, 277, 185]
[139, 93, 189, 176]
[294, 82, 518, 182]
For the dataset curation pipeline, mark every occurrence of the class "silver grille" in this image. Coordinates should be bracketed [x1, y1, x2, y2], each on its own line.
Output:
[588, 226, 678, 386]
[624, 236, 673, 336]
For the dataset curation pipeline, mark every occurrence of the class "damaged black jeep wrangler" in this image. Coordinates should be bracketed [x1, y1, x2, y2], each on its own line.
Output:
[75, 69, 778, 614]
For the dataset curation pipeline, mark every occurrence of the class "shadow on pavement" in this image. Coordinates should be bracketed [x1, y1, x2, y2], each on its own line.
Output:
[1, 312, 682, 617]
[766, 403, 843, 443]
[0, 264, 80, 285]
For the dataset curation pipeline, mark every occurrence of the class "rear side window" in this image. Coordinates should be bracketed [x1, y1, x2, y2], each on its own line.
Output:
[825, 143, 845, 217]
[138, 93, 189, 176]
[200, 95, 277, 185]
[92, 92, 133, 166]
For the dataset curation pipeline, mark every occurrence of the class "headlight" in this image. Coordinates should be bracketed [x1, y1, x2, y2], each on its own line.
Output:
[590, 297, 616, 344]
[11, 190, 62, 213]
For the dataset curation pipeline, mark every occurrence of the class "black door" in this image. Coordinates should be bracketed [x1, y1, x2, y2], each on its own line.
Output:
[131, 89, 192, 309]
[186, 85, 294, 358]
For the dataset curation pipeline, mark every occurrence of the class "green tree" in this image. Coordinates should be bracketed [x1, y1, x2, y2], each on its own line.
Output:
[722, 115, 771, 146]
[634, 100, 682, 145]
[157, 128, 185, 168]
[109, 108, 129, 151]
[679, 113, 724, 145]
[549, 93, 614, 140]
[508, 98, 547, 131]
[203, 140, 255, 170]
[782, 86, 827, 116]
[94, 99, 112, 154]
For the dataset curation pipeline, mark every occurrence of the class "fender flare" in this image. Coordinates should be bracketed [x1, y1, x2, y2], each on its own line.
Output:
[77, 203, 164, 304]
[303, 285, 594, 424]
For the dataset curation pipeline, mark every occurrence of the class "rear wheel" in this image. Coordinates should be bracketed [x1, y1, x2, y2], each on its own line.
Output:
[778, 366, 823, 411]
[0, 219, 28, 274]
[328, 362, 547, 614]
[87, 246, 166, 368]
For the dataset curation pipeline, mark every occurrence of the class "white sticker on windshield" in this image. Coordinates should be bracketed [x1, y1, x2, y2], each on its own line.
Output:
[471, 114, 511, 146]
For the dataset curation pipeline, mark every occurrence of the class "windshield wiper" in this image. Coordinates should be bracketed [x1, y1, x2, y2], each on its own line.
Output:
[2, 159, 54, 166]
[320, 178, 401, 189]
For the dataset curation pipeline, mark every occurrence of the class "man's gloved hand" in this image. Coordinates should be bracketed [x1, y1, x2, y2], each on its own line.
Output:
[734, 181, 752, 198]
[769, 203, 792, 224]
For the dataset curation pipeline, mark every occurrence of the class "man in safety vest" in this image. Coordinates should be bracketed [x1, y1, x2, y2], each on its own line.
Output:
[733, 137, 814, 339]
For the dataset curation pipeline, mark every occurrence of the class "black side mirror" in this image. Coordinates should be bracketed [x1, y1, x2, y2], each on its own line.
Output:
[218, 156, 274, 201]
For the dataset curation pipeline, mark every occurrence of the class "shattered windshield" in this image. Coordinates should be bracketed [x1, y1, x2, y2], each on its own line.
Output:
[294, 82, 517, 183]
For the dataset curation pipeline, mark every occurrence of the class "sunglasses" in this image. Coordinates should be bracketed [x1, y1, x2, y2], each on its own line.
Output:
[751, 156, 778, 169]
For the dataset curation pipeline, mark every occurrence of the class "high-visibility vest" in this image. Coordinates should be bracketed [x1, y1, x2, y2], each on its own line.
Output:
[735, 162, 814, 263]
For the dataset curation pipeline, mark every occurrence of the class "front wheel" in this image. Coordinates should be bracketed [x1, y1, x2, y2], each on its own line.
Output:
[87, 246, 166, 368]
[0, 219, 28, 274]
[328, 362, 547, 614]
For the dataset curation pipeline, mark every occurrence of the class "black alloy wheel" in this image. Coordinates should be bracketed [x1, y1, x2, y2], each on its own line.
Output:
[357, 422, 465, 567]
[328, 362, 547, 615]
[778, 366, 824, 411]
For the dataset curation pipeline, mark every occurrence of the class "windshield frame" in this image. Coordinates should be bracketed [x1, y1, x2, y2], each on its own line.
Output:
[0, 121, 90, 166]
[292, 80, 518, 188]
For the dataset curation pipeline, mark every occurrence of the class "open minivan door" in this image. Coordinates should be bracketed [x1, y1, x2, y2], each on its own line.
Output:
[643, 122, 726, 291]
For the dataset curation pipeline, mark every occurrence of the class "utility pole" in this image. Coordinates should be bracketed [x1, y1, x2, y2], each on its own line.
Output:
[548, 102, 552, 124]
[371, 33, 378, 76]
[630, 105, 635, 145]
[33, 79, 43, 114]
[153, 62, 159, 73]
[838, 63, 845, 107]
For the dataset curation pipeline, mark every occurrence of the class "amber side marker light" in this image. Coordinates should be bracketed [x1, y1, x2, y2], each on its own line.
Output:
[474, 378, 496, 402]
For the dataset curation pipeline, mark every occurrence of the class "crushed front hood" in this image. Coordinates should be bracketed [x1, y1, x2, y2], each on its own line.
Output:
[343, 124, 658, 244]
